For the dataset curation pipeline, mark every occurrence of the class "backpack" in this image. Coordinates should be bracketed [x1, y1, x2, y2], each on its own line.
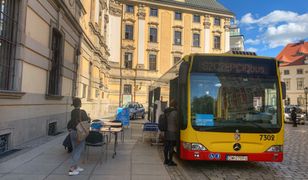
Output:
[158, 113, 167, 131]
[158, 108, 175, 131]
[62, 134, 73, 153]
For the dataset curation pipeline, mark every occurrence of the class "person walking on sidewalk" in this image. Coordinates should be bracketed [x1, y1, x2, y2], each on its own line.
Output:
[291, 107, 297, 127]
[67, 98, 90, 176]
[163, 99, 178, 166]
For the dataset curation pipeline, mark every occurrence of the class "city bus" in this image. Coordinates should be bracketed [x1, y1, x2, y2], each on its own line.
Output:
[150, 53, 285, 162]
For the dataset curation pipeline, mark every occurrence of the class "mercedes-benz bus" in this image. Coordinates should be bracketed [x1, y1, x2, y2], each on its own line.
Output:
[150, 53, 285, 162]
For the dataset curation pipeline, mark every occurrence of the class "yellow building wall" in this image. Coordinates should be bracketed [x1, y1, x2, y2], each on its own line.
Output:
[25, 7, 49, 48]
[64, 41, 75, 63]
[160, 10, 172, 74]
[22, 63, 47, 94]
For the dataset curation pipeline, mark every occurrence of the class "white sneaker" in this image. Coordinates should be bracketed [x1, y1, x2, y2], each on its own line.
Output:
[76, 166, 84, 172]
[68, 169, 79, 176]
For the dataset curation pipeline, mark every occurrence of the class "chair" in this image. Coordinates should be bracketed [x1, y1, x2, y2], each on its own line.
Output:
[85, 131, 107, 164]
[142, 122, 159, 144]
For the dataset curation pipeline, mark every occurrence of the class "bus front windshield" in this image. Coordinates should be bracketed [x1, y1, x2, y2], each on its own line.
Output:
[190, 73, 281, 133]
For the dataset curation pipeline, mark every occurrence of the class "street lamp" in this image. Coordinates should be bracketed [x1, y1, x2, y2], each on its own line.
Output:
[304, 87, 308, 120]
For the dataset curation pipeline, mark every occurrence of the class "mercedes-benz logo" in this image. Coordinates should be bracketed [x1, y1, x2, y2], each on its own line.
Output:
[233, 143, 241, 151]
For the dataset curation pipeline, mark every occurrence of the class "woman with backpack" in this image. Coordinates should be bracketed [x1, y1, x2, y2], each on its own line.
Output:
[67, 98, 90, 176]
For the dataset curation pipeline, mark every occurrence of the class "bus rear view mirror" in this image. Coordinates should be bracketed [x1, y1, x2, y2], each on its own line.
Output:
[281, 82, 286, 99]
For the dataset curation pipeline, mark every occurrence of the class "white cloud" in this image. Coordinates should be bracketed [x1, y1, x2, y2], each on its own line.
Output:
[245, 39, 261, 45]
[240, 13, 256, 24]
[246, 47, 258, 52]
[240, 10, 308, 48]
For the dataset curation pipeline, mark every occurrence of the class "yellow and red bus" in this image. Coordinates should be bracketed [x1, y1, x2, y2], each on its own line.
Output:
[151, 53, 285, 162]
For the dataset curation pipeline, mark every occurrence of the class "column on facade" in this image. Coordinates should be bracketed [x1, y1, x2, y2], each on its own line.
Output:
[108, 0, 122, 63]
[137, 4, 146, 65]
[224, 18, 230, 52]
[203, 15, 211, 53]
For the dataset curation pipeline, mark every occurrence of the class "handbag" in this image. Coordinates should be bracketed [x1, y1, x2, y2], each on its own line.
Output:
[76, 110, 90, 142]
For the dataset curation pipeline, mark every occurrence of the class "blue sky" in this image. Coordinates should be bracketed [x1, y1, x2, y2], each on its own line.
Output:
[218, 0, 308, 57]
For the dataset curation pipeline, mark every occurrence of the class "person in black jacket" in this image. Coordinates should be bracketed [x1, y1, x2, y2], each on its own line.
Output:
[291, 107, 297, 127]
[163, 99, 178, 166]
[67, 98, 90, 176]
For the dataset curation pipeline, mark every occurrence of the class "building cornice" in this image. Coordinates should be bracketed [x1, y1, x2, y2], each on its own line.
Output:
[110, 0, 122, 17]
[120, 0, 234, 18]
[88, 22, 109, 51]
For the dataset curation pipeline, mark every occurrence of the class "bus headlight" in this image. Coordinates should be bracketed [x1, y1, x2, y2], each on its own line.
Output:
[182, 142, 207, 151]
[266, 145, 283, 152]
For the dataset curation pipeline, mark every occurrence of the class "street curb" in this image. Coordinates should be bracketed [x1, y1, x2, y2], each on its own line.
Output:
[174, 156, 193, 180]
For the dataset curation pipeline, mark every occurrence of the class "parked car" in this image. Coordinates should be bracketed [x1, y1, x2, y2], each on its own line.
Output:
[284, 106, 306, 125]
[123, 102, 145, 120]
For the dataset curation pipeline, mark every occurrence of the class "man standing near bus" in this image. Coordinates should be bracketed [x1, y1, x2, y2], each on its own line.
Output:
[291, 107, 297, 127]
[163, 99, 178, 166]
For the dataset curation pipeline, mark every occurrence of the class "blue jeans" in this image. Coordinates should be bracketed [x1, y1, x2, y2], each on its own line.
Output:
[69, 130, 85, 167]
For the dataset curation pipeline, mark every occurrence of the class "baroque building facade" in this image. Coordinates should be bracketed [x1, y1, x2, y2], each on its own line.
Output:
[107, 0, 234, 111]
[277, 41, 308, 110]
[77, 0, 111, 118]
[0, 0, 84, 151]
[0, 0, 112, 151]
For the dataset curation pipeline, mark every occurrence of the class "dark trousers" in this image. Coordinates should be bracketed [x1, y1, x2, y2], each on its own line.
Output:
[164, 140, 176, 163]
[293, 119, 297, 127]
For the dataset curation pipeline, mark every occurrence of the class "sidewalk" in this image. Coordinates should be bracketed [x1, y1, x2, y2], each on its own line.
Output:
[0, 120, 171, 180]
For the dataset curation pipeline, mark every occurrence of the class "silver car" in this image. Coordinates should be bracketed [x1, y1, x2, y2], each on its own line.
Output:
[284, 106, 306, 125]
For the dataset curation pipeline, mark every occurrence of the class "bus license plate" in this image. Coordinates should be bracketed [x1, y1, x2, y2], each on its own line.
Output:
[226, 155, 248, 161]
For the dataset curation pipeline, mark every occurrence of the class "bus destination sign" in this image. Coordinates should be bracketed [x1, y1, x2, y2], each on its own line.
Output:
[192, 56, 276, 75]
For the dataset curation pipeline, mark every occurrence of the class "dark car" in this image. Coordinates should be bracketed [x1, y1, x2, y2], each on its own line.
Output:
[123, 102, 145, 120]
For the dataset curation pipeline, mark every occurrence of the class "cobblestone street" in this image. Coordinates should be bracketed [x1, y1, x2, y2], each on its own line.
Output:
[172, 124, 308, 180]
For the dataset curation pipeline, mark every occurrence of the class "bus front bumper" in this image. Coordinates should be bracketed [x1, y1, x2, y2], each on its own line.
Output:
[180, 144, 283, 162]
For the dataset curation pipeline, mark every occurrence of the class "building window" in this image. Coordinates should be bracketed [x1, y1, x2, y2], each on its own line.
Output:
[214, 36, 221, 49]
[193, 15, 200, 23]
[284, 70, 290, 75]
[174, 31, 182, 45]
[125, 24, 134, 40]
[126, 5, 134, 13]
[193, 33, 200, 47]
[48, 29, 63, 95]
[124, 52, 133, 69]
[174, 12, 182, 20]
[149, 54, 157, 71]
[297, 96, 304, 106]
[0, 0, 18, 90]
[174, 57, 181, 65]
[150, 8, 158, 17]
[124, 84, 132, 94]
[284, 79, 290, 90]
[214, 17, 220, 26]
[149, 27, 157, 42]
[297, 69, 303, 74]
[297, 78, 304, 90]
